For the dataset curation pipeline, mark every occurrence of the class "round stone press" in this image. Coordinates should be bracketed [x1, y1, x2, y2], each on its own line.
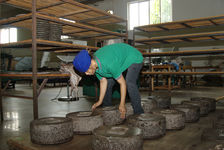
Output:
[66, 111, 103, 134]
[127, 113, 166, 139]
[92, 125, 143, 150]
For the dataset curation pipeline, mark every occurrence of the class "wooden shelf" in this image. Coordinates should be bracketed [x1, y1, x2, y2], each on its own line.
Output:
[135, 15, 224, 33]
[152, 65, 174, 69]
[134, 15, 224, 90]
[0, 0, 128, 121]
[142, 48, 224, 56]
[0, 72, 70, 79]
[141, 71, 224, 75]
[54, 49, 87, 53]
[193, 66, 220, 70]
[0, 39, 99, 51]
[0, 0, 126, 26]
[0, 13, 127, 40]
[154, 85, 179, 90]
[135, 31, 224, 46]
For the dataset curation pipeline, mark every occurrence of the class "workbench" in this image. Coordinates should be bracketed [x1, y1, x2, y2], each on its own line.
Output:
[151, 65, 180, 91]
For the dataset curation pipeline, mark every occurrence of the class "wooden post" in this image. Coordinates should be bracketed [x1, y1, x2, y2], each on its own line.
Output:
[194, 68, 197, 86]
[0, 39, 3, 122]
[0, 74, 2, 122]
[151, 66, 154, 91]
[32, 0, 38, 119]
[125, 20, 128, 44]
[133, 28, 135, 46]
[168, 66, 171, 91]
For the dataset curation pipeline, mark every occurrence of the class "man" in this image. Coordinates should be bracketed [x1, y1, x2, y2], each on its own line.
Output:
[73, 43, 144, 118]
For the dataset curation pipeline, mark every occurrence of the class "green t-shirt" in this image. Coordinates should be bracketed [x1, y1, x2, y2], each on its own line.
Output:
[94, 43, 143, 80]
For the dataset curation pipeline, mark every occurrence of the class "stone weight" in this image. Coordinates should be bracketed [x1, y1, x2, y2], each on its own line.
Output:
[216, 123, 224, 138]
[152, 109, 185, 130]
[213, 114, 224, 138]
[124, 103, 134, 118]
[191, 97, 216, 112]
[127, 113, 166, 139]
[149, 95, 171, 108]
[100, 106, 124, 126]
[214, 114, 224, 128]
[115, 103, 134, 118]
[92, 125, 143, 150]
[141, 99, 157, 113]
[212, 144, 224, 150]
[66, 111, 103, 134]
[182, 100, 209, 116]
[171, 104, 200, 123]
[207, 144, 224, 150]
[190, 141, 224, 150]
[201, 128, 224, 142]
[30, 117, 73, 145]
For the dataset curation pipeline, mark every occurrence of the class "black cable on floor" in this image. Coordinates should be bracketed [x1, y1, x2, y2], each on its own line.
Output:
[51, 86, 63, 101]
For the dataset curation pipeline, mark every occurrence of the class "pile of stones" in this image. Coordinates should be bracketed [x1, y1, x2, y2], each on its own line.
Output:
[29, 95, 216, 150]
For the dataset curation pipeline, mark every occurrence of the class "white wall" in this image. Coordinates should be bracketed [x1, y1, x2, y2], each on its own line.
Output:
[90, 0, 134, 38]
[92, 0, 224, 39]
[93, 0, 224, 24]
[171, 0, 224, 71]
[91, 0, 132, 19]
[172, 0, 224, 21]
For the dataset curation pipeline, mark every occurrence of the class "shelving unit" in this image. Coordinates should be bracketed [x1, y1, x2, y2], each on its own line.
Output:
[134, 15, 224, 48]
[136, 15, 224, 31]
[136, 31, 224, 47]
[0, 0, 128, 121]
[142, 48, 224, 56]
[0, 0, 127, 26]
[0, 72, 69, 99]
[134, 15, 224, 90]
[0, 12, 127, 44]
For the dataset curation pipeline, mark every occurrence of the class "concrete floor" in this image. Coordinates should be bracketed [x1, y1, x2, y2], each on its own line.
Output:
[1, 84, 224, 150]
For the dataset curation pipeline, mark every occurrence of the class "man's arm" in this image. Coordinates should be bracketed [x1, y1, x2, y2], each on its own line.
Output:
[92, 77, 107, 110]
[117, 75, 126, 119]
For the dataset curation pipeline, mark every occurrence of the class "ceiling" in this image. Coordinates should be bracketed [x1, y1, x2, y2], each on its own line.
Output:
[0, 0, 105, 19]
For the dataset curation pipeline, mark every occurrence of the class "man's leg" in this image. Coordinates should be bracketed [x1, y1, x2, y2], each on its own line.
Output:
[126, 63, 144, 114]
[102, 78, 115, 106]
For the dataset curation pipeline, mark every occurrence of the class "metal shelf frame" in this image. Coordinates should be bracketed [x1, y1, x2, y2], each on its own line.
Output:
[0, 0, 128, 121]
[133, 15, 224, 90]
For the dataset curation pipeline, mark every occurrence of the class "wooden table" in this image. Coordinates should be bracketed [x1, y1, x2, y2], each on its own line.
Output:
[151, 65, 178, 91]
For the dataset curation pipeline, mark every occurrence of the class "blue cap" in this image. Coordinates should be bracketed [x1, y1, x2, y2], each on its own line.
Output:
[73, 50, 91, 72]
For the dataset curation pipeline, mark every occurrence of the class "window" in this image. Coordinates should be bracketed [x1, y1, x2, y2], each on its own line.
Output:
[0, 27, 17, 44]
[128, 1, 149, 30]
[150, 0, 172, 24]
[128, 0, 172, 30]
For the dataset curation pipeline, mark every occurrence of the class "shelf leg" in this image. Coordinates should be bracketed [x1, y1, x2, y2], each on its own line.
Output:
[0, 78, 3, 122]
[32, 0, 38, 120]
[151, 75, 154, 91]
[168, 66, 171, 91]
[0, 41, 3, 122]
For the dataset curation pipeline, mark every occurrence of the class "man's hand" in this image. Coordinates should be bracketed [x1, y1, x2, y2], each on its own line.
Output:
[91, 77, 107, 111]
[92, 101, 102, 111]
[119, 104, 126, 119]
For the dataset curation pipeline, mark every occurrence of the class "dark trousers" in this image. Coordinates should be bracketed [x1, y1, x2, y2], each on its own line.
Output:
[102, 63, 144, 114]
